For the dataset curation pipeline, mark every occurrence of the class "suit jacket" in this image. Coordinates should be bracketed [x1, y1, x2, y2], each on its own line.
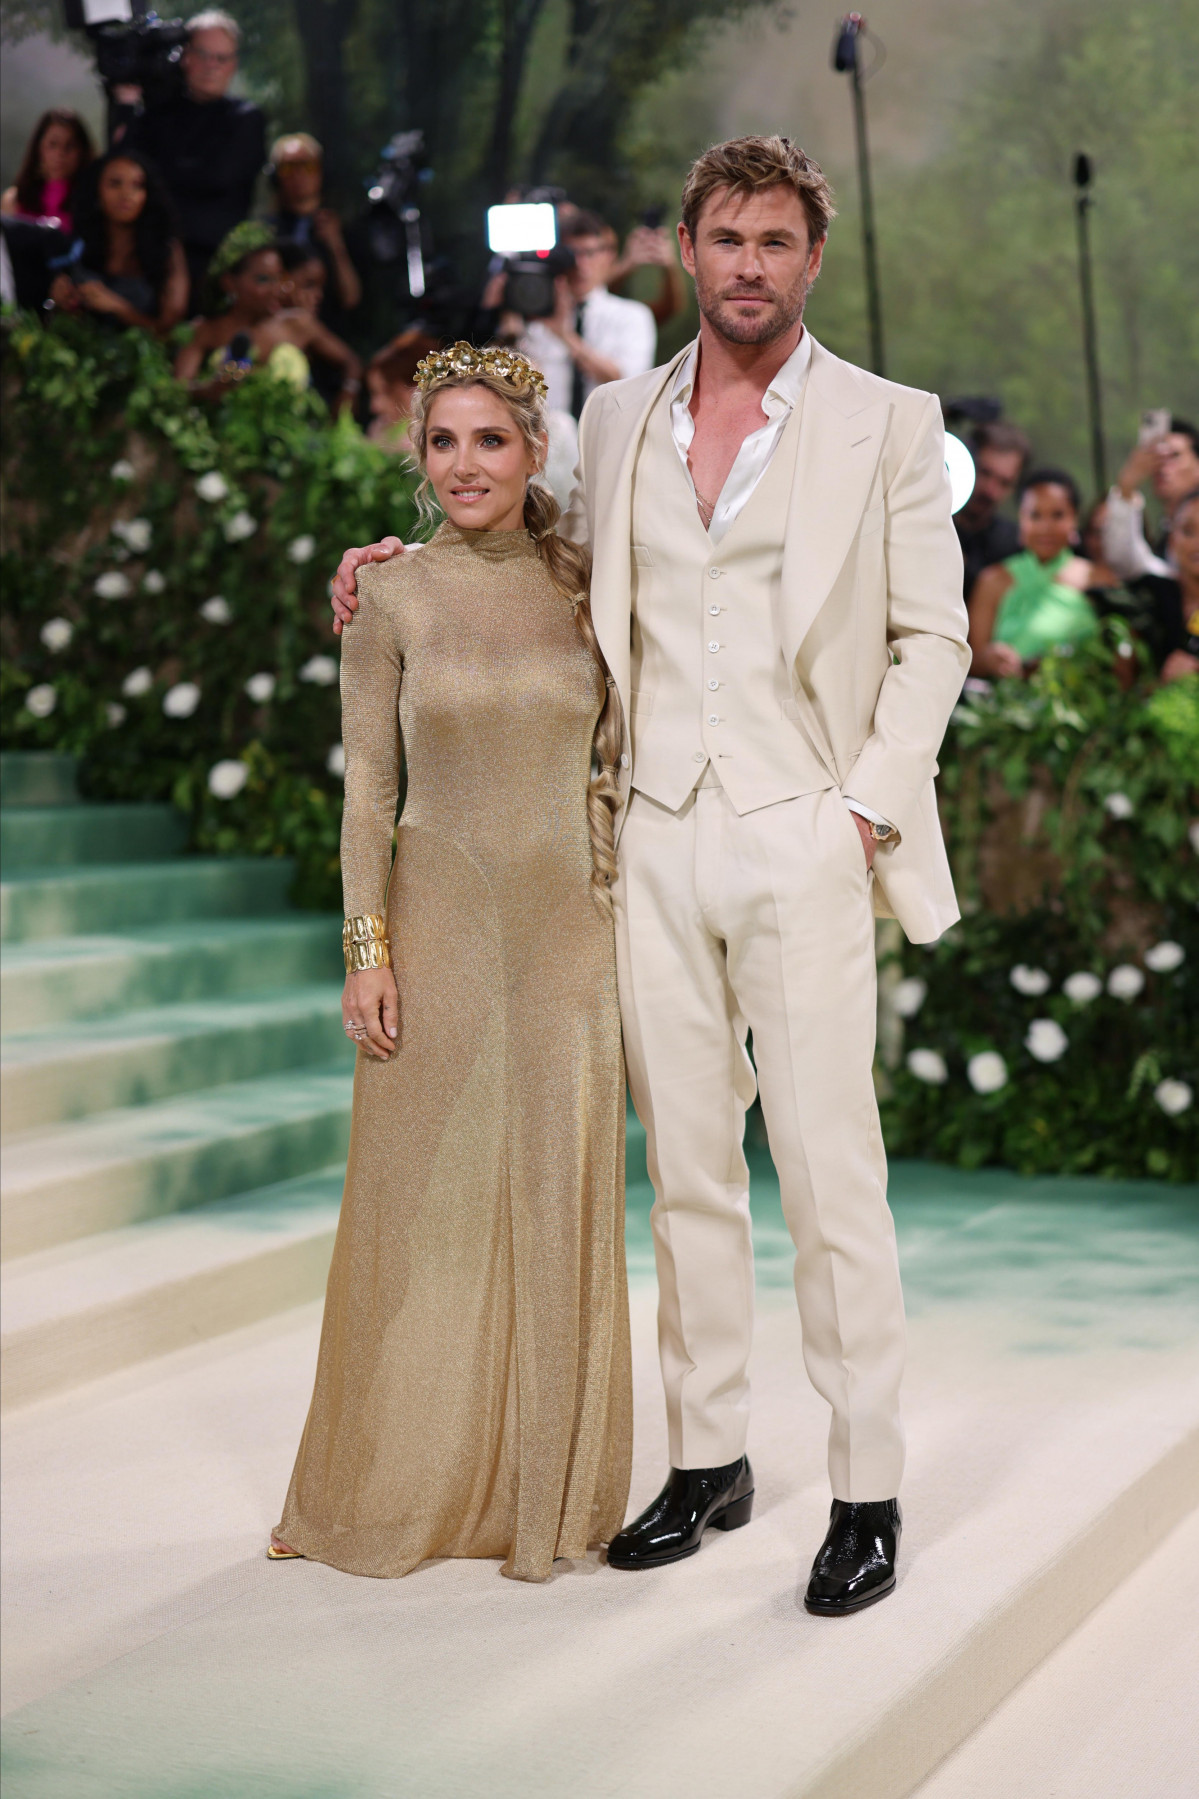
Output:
[561, 333, 970, 943]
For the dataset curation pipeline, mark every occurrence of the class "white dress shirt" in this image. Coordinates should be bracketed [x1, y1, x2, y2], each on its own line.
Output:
[522, 286, 657, 417]
[668, 328, 891, 833]
[669, 328, 813, 542]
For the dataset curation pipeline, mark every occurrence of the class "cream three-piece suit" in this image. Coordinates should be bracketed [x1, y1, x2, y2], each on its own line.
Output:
[564, 332, 969, 1501]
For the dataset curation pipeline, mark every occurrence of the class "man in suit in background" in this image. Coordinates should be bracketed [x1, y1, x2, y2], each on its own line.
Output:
[330, 135, 969, 1614]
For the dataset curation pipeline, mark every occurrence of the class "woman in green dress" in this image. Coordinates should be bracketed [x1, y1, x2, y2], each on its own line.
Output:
[968, 467, 1106, 679]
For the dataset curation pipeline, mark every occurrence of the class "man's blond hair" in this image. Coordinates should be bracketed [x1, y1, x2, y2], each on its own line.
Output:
[680, 135, 836, 246]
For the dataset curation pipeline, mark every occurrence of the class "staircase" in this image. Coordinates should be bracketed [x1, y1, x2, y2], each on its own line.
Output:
[0, 752, 353, 1412]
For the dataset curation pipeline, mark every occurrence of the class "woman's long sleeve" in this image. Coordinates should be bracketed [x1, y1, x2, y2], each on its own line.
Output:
[338, 568, 402, 919]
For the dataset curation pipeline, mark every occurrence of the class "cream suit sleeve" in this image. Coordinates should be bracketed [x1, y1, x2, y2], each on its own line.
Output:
[842, 394, 970, 835]
[339, 563, 403, 919]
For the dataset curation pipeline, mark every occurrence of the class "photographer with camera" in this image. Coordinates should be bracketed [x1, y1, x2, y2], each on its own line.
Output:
[520, 210, 657, 420]
[121, 9, 265, 310]
[265, 133, 361, 334]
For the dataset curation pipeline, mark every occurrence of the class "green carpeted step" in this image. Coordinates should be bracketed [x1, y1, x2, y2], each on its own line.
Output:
[0, 803, 188, 870]
[0, 1059, 354, 1259]
[1, 1165, 345, 1411]
[0, 857, 296, 944]
[2, 984, 351, 1137]
[0, 751, 78, 808]
[0, 915, 343, 1030]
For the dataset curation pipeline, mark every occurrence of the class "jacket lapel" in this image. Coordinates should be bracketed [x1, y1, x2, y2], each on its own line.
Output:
[587, 345, 692, 737]
[780, 338, 888, 669]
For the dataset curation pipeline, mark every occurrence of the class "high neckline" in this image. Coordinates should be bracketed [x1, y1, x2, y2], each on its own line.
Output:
[433, 520, 540, 559]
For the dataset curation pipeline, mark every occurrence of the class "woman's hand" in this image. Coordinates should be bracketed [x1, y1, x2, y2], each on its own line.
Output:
[973, 640, 1024, 680]
[343, 967, 399, 1060]
[48, 273, 81, 313]
[76, 279, 134, 319]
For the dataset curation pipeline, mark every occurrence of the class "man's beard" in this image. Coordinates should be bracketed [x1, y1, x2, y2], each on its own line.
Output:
[694, 264, 811, 347]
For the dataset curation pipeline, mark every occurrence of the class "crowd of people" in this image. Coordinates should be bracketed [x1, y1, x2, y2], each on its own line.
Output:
[1, 7, 1194, 690]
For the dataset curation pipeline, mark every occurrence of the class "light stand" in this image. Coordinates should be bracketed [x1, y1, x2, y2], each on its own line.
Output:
[1072, 153, 1107, 496]
[832, 13, 885, 377]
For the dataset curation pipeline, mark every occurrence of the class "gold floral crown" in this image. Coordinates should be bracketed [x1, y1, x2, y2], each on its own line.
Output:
[414, 340, 548, 400]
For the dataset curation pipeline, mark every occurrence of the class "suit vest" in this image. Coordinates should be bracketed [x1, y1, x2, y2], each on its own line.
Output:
[628, 377, 835, 814]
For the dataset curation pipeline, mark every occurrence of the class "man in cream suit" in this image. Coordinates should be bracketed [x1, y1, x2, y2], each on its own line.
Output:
[333, 136, 969, 1614]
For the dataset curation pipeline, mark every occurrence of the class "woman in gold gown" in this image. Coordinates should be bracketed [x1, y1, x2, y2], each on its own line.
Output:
[272, 344, 632, 1582]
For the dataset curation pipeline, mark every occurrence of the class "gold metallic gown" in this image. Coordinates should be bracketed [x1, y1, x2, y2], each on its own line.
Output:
[277, 522, 632, 1582]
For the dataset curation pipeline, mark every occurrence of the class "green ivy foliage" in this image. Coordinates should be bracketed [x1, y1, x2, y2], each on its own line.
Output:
[1, 313, 419, 908]
[882, 628, 1198, 1181]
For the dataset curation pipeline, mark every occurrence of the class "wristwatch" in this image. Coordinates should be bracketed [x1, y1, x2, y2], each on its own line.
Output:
[868, 820, 897, 843]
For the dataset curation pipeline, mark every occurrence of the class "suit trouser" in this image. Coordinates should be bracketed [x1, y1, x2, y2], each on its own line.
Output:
[613, 780, 906, 1501]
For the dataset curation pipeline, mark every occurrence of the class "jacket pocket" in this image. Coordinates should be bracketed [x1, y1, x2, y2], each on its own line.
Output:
[632, 544, 655, 567]
[859, 502, 885, 538]
[630, 689, 654, 715]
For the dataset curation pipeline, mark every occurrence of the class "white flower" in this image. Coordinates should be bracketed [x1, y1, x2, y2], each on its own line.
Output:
[907, 1048, 948, 1085]
[892, 977, 927, 1018]
[1144, 941, 1185, 974]
[196, 471, 229, 503]
[163, 681, 201, 719]
[110, 459, 135, 482]
[1107, 964, 1145, 1001]
[112, 517, 152, 553]
[1025, 1018, 1068, 1063]
[967, 1050, 1008, 1093]
[245, 671, 276, 703]
[223, 509, 257, 543]
[95, 571, 132, 600]
[121, 666, 153, 697]
[1063, 971, 1102, 1005]
[200, 595, 232, 624]
[1104, 792, 1134, 820]
[25, 683, 56, 718]
[298, 653, 338, 686]
[1154, 1079, 1193, 1118]
[40, 617, 73, 651]
[288, 533, 316, 564]
[326, 742, 346, 778]
[1190, 822, 1199, 856]
[105, 702, 127, 727]
[208, 758, 248, 799]
[1010, 964, 1051, 996]
[142, 569, 166, 594]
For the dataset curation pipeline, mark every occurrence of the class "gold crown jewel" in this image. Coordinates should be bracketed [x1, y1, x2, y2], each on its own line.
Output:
[415, 341, 548, 399]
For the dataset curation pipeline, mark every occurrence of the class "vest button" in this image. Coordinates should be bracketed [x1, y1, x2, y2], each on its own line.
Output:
[708, 678, 719, 691]
[693, 750, 706, 763]
[709, 604, 720, 616]
[620, 753, 629, 768]
[708, 567, 722, 579]
[707, 640, 720, 653]
[708, 714, 720, 726]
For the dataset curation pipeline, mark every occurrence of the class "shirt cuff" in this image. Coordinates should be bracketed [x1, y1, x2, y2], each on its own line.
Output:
[844, 795, 895, 832]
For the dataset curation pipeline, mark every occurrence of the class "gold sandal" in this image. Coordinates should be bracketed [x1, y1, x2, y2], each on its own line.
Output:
[267, 1537, 303, 1560]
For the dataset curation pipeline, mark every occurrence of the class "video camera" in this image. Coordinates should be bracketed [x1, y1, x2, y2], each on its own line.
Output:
[487, 188, 574, 320]
[63, 0, 187, 111]
[365, 130, 432, 302]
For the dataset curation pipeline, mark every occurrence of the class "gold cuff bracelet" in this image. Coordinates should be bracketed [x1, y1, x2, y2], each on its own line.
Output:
[343, 914, 391, 973]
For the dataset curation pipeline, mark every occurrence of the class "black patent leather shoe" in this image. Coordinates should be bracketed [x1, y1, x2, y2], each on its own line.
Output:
[606, 1457, 754, 1569]
[804, 1498, 902, 1615]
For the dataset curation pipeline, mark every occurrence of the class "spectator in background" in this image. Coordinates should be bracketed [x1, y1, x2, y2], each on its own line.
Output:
[365, 327, 438, 449]
[124, 10, 266, 310]
[967, 468, 1107, 679]
[1105, 491, 1199, 684]
[48, 148, 188, 334]
[955, 420, 1031, 600]
[1103, 416, 1199, 580]
[174, 220, 361, 411]
[2, 109, 94, 234]
[609, 219, 687, 329]
[265, 133, 361, 334]
[521, 209, 657, 420]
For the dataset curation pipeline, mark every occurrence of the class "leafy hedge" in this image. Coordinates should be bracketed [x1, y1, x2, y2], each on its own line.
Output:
[0, 313, 418, 907]
[880, 632, 1198, 1181]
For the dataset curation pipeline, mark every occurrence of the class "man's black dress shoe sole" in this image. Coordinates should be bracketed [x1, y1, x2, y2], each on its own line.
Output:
[804, 1572, 895, 1616]
[606, 1488, 754, 1569]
